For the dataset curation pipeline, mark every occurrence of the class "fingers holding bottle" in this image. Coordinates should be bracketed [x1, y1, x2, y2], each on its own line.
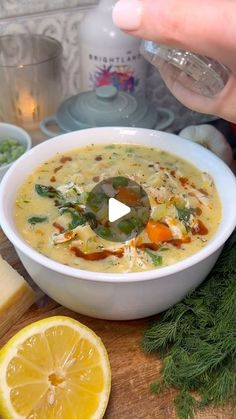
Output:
[157, 62, 236, 123]
[113, 0, 236, 123]
[112, 0, 236, 71]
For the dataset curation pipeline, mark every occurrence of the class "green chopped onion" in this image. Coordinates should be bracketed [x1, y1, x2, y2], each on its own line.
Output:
[112, 176, 129, 189]
[0, 139, 26, 167]
[86, 192, 108, 211]
[77, 192, 89, 205]
[97, 226, 113, 239]
[118, 217, 142, 235]
[118, 219, 135, 235]
[145, 249, 163, 266]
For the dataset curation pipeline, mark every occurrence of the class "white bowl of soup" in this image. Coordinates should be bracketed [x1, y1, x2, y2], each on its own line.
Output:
[0, 127, 235, 320]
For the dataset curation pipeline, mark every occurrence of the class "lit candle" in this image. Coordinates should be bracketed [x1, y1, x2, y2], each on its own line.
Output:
[14, 91, 39, 128]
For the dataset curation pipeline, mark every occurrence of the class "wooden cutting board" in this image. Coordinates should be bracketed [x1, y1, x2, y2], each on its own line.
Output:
[0, 228, 234, 419]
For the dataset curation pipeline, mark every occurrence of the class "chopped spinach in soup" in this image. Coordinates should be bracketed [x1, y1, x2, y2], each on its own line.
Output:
[14, 144, 221, 272]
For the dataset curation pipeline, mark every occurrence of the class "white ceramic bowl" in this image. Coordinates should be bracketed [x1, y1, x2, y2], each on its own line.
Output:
[0, 127, 235, 320]
[0, 123, 31, 182]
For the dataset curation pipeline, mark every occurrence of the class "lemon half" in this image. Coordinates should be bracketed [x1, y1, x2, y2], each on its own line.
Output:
[0, 316, 111, 419]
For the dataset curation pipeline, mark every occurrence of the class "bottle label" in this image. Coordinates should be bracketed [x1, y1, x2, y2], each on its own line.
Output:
[80, 45, 147, 94]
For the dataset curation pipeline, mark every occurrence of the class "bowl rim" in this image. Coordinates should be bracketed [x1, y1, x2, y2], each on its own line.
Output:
[0, 126, 236, 283]
[0, 122, 32, 171]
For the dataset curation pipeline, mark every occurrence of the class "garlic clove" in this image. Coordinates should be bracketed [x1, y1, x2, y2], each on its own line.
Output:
[179, 124, 233, 166]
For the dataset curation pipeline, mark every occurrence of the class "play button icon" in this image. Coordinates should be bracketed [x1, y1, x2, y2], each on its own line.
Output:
[85, 176, 151, 242]
[108, 198, 131, 222]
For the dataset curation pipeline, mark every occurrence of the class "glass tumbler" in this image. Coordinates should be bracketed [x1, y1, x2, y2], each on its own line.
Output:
[140, 41, 230, 98]
[0, 34, 62, 131]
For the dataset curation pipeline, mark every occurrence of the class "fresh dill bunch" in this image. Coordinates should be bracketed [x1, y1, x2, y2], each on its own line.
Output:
[142, 230, 236, 418]
[174, 391, 198, 419]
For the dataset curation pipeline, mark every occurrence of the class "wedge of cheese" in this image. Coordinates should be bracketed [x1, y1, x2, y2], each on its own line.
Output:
[0, 254, 35, 338]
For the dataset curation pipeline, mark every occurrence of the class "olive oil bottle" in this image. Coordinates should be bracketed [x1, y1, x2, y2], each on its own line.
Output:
[79, 0, 147, 95]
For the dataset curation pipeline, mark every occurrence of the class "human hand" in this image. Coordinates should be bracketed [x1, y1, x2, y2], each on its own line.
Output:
[112, 0, 236, 123]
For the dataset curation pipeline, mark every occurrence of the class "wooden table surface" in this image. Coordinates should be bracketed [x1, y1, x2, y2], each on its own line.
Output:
[0, 229, 235, 419]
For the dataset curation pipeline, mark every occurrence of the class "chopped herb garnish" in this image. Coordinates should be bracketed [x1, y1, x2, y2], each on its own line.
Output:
[112, 176, 129, 189]
[35, 184, 62, 200]
[118, 217, 143, 235]
[145, 249, 163, 266]
[85, 212, 97, 229]
[175, 206, 193, 224]
[59, 207, 86, 230]
[86, 192, 108, 212]
[159, 247, 169, 251]
[118, 219, 136, 235]
[28, 216, 48, 225]
[77, 192, 89, 205]
[35, 184, 86, 208]
[97, 226, 113, 239]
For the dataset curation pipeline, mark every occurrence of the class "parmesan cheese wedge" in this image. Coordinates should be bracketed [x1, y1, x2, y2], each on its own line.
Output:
[0, 254, 35, 338]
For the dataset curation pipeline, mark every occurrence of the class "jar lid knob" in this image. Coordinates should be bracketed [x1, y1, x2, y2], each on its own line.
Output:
[95, 85, 118, 101]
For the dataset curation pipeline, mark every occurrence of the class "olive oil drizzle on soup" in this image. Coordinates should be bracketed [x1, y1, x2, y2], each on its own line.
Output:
[15, 144, 221, 273]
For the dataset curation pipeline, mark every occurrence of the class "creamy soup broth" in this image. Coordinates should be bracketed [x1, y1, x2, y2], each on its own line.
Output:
[15, 144, 221, 272]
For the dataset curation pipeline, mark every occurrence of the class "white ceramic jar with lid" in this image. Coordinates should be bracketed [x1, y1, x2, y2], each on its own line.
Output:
[79, 0, 147, 96]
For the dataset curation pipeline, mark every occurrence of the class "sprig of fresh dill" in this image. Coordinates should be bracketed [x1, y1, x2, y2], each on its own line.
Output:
[142, 230, 236, 419]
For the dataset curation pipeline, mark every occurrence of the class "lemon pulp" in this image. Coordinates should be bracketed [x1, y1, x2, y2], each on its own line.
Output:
[0, 316, 111, 419]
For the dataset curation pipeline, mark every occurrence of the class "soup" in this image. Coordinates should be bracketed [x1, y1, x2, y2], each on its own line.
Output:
[15, 144, 221, 272]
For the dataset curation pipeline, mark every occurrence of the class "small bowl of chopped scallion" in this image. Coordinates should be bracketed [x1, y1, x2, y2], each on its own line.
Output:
[0, 123, 31, 182]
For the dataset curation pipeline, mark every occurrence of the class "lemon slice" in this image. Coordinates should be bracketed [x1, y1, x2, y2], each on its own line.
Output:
[0, 316, 111, 419]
